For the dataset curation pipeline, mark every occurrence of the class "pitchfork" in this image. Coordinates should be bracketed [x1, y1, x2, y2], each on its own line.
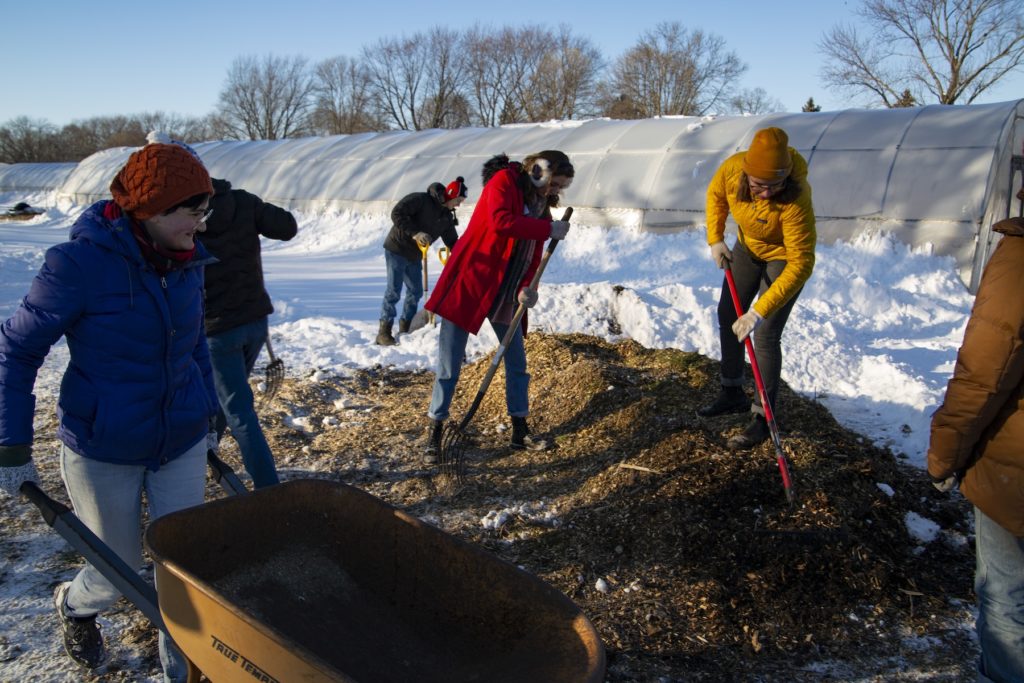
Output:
[723, 264, 796, 504]
[437, 208, 573, 493]
[259, 336, 285, 406]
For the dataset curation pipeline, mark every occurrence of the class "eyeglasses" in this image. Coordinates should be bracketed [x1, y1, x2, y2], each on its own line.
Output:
[192, 208, 214, 225]
[748, 178, 786, 193]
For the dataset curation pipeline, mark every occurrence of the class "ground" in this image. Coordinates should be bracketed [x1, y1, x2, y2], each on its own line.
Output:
[6, 332, 977, 681]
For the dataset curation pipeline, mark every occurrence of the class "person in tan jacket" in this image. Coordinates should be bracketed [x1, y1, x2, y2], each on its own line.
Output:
[699, 127, 816, 449]
[927, 185, 1024, 683]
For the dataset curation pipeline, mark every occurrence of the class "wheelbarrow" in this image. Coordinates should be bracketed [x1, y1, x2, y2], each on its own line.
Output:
[146, 479, 605, 682]
[25, 459, 605, 682]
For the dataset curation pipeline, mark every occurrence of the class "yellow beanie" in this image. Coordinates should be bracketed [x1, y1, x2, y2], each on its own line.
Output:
[742, 127, 793, 181]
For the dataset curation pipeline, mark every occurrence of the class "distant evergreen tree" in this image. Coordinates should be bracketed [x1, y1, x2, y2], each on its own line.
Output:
[801, 97, 822, 112]
[892, 89, 917, 108]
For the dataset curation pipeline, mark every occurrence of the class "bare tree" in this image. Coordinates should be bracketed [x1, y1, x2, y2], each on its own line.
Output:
[309, 56, 383, 134]
[463, 25, 518, 127]
[214, 54, 315, 140]
[820, 0, 1024, 106]
[363, 28, 468, 130]
[0, 117, 63, 163]
[602, 22, 746, 118]
[500, 25, 554, 123]
[729, 88, 785, 115]
[522, 25, 603, 121]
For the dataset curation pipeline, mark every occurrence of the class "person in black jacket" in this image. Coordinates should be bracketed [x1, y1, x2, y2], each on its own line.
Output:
[376, 177, 464, 345]
[199, 177, 297, 488]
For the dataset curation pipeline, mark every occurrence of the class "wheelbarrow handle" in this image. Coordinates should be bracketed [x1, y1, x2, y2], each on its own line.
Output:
[207, 449, 249, 496]
[20, 481, 166, 631]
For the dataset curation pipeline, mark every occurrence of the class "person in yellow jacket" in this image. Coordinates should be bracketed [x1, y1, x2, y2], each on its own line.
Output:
[699, 127, 816, 449]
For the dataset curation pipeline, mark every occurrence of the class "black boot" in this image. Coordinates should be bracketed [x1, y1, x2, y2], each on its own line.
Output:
[697, 386, 748, 417]
[510, 417, 547, 450]
[375, 320, 396, 346]
[398, 319, 411, 334]
[54, 582, 106, 669]
[727, 414, 771, 450]
[423, 419, 443, 464]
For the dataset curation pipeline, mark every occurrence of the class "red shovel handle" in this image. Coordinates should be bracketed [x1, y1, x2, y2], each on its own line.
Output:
[723, 265, 795, 504]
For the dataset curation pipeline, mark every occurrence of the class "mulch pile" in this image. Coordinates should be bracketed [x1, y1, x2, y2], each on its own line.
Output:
[244, 331, 977, 682]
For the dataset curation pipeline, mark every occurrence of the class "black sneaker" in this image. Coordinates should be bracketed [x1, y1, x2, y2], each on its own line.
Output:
[698, 386, 748, 417]
[423, 419, 443, 464]
[54, 582, 106, 669]
[727, 415, 771, 450]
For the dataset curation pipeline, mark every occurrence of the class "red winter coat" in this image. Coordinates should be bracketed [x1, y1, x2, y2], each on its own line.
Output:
[425, 167, 553, 335]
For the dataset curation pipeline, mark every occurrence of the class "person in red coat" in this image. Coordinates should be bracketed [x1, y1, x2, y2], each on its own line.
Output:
[422, 150, 574, 462]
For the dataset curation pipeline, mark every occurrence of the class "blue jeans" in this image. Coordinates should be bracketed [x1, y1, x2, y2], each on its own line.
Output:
[59, 439, 207, 683]
[380, 249, 423, 324]
[716, 241, 802, 415]
[974, 507, 1024, 683]
[207, 318, 279, 488]
[427, 317, 529, 421]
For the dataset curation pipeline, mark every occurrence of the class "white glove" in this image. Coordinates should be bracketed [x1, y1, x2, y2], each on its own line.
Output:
[732, 309, 763, 342]
[932, 475, 958, 493]
[207, 431, 220, 455]
[0, 445, 40, 497]
[549, 220, 570, 240]
[413, 232, 432, 247]
[710, 241, 733, 269]
[517, 288, 538, 309]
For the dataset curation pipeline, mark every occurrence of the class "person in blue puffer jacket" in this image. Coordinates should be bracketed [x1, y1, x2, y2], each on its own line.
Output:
[0, 141, 217, 681]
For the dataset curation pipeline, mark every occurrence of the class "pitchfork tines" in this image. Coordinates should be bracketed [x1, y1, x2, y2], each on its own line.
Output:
[436, 422, 469, 494]
[259, 337, 285, 407]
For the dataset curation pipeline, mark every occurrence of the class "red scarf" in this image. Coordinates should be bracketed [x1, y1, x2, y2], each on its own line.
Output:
[104, 202, 196, 275]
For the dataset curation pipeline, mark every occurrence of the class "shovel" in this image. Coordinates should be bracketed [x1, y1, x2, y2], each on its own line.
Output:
[723, 264, 796, 505]
[408, 243, 432, 333]
[259, 336, 284, 406]
[438, 207, 573, 492]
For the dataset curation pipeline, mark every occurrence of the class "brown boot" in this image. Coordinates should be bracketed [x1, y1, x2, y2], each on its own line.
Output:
[398, 319, 411, 334]
[375, 320, 396, 346]
[423, 419, 444, 464]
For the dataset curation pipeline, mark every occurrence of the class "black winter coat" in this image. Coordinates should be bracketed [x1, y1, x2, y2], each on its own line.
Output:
[383, 185, 459, 262]
[199, 178, 298, 336]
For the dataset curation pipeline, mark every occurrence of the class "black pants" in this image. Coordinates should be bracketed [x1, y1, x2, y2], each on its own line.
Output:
[716, 242, 802, 415]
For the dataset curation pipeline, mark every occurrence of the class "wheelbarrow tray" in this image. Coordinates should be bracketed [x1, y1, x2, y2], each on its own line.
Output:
[145, 479, 604, 683]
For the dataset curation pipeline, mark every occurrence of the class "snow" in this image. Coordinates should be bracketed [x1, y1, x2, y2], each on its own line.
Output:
[0, 188, 978, 679]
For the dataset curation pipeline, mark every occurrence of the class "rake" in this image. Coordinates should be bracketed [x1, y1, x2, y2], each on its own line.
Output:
[437, 208, 572, 493]
[259, 336, 285, 406]
[723, 264, 796, 505]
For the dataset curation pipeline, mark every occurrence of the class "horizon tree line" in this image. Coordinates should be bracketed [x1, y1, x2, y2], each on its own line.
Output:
[2, 0, 1021, 163]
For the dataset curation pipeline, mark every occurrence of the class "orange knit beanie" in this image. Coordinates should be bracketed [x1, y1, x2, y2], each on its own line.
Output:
[110, 143, 212, 220]
[742, 127, 793, 181]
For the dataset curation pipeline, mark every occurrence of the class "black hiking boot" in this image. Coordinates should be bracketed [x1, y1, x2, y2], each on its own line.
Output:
[423, 419, 443, 464]
[698, 386, 748, 417]
[510, 417, 547, 450]
[727, 414, 771, 450]
[54, 582, 106, 670]
[375, 320, 396, 346]
[398, 319, 411, 334]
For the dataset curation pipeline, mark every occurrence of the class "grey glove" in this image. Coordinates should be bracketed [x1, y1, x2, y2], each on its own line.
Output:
[549, 220, 570, 240]
[710, 241, 733, 269]
[517, 288, 538, 309]
[413, 232, 432, 247]
[931, 474, 958, 493]
[0, 444, 40, 497]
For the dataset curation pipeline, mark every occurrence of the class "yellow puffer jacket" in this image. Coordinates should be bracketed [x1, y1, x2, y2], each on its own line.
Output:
[706, 149, 816, 318]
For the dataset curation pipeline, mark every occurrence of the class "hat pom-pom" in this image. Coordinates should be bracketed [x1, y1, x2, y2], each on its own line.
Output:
[146, 131, 173, 145]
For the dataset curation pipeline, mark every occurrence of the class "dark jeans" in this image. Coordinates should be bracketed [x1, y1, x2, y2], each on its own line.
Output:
[380, 249, 424, 324]
[716, 242, 802, 416]
[207, 317, 279, 488]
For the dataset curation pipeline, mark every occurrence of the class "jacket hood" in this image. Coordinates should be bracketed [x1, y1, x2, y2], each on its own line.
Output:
[427, 183, 446, 204]
[212, 177, 232, 197]
[993, 216, 1024, 237]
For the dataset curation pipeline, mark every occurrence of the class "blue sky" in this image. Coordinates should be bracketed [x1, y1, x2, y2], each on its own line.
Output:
[3, 0, 1021, 125]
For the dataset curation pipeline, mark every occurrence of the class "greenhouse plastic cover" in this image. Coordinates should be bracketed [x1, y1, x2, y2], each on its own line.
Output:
[4, 100, 1023, 288]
